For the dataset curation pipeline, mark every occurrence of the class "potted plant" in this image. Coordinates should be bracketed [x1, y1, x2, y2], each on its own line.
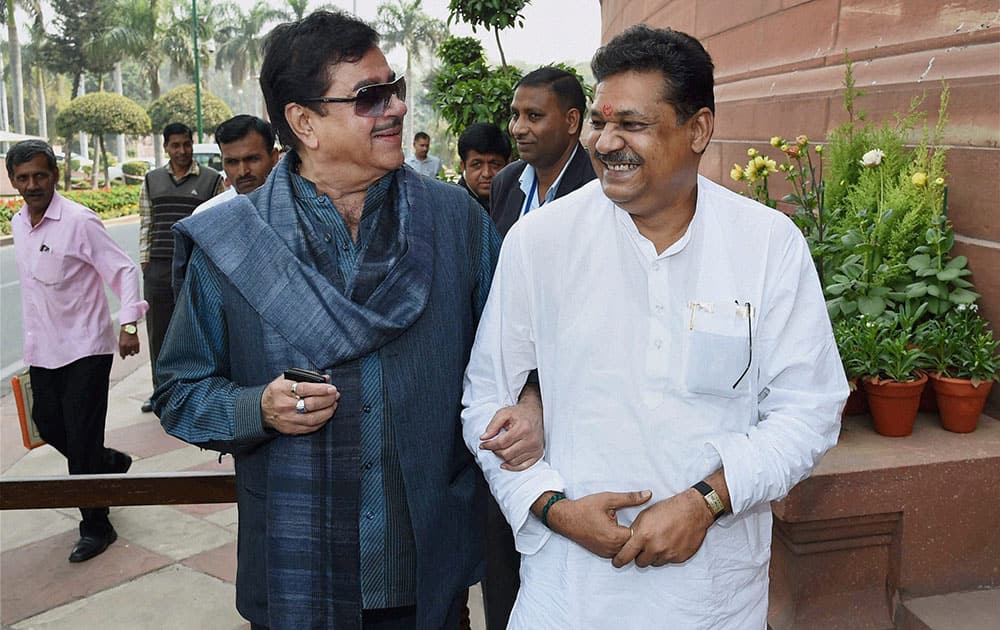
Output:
[833, 316, 869, 416]
[921, 305, 999, 432]
[858, 316, 928, 437]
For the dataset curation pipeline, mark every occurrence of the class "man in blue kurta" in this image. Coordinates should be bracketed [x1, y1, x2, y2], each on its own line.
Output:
[153, 11, 539, 630]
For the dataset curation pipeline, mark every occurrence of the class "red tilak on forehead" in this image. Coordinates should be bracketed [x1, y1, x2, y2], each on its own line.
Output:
[602, 104, 613, 116]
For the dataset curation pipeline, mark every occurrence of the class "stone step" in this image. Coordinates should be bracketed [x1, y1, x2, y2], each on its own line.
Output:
[898, 589, 1000, 630]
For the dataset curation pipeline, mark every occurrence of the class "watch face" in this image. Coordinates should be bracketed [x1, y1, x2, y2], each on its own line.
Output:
[123, 325, 138, 335]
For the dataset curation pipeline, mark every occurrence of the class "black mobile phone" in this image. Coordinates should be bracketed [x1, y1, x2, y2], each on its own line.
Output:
[283, 368, 326, 383]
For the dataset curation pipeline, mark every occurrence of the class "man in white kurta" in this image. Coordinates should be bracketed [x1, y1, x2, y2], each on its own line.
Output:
[462, 25, 847, 629]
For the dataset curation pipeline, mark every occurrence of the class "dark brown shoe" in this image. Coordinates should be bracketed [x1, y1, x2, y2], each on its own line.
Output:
[68, 530, 117, 563]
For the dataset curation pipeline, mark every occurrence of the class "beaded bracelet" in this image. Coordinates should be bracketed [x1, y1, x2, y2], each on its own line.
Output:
[540, 492, 567, 529]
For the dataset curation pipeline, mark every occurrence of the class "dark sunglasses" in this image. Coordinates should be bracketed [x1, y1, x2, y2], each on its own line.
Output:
[298, 76, 406, 118]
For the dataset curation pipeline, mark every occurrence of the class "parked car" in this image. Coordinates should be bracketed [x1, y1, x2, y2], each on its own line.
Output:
[108, 158, 156, 183]
[193, 143, 222, 172]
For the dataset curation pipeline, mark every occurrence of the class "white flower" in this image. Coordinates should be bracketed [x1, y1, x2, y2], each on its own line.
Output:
[860, 149, 885, 167]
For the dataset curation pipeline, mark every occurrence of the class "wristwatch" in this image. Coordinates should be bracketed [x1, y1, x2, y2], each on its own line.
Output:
[122, 323, 138, 335]
[693, 480, 726, 521]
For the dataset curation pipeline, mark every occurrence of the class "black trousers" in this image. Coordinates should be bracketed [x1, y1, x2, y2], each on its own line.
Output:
[143, 258, 174, 389]
[482, 492, 520, 630]
[30, 354, 125, 536]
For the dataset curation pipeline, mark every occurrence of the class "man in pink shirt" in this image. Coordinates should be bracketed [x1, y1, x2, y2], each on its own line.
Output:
[7, 140, 149, 563]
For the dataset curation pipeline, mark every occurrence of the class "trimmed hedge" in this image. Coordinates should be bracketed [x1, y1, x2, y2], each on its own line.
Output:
[2, 185, 141, 235]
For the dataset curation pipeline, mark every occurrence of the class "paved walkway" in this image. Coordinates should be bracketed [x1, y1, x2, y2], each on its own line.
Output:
[1, 325, 486, 628]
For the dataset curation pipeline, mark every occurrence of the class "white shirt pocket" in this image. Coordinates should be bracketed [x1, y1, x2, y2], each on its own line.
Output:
[684, 301, 753, 399]
[31, 252, 65, 285]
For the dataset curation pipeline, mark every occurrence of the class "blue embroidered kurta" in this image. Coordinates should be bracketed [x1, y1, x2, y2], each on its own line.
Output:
[155, 157, 499, 629]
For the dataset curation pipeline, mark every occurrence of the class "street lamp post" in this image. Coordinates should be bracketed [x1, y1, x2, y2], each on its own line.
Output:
[192, 0, 204, 142]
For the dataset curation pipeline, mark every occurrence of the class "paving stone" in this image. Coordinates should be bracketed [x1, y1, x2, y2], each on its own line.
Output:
[182, 540, 237, 584]
[104, 419, 190, 461]
[1, 529, 170, 626]
[111, 505, 235, 561]
[202, 506, 239, 532]
[0, 508, 77, 551]
[903, 589, 1000, 630]
[10, 564, 246, 630]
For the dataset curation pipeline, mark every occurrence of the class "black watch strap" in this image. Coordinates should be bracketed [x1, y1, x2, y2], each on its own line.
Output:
[693, 480, 726, 521]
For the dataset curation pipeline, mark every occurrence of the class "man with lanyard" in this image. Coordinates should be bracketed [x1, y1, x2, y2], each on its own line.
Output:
[154, 11, 542, 629]
[489, 66, 596, 239]
[7, 140, 147, 563]
[478, 65, 596, 630]
[194, 115, 281, 214]
[137, 122, 224, 413]
[462, 26, 847, 628]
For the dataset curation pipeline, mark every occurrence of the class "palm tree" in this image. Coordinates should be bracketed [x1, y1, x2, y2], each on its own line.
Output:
[215, 0, 283, 110]
[376, 0, 446, 147]
[105, 0, 167, 101]
[161, 0, 225, 88]
[280, 0, 337, 21]
[2, 0, 42, 133]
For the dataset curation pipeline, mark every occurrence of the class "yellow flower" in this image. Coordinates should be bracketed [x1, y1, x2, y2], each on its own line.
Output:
[730, 164, 745, 181]
[770, 136, 783, 148]
[753, 155, 765, 169]
[911, 172, 928, 188]
[815, 145, 823, 154]
[934, 177, 945, 186]
[796, 135, 809, 146]
[747, 148, 758, 158]
[764, 157, 778, 173]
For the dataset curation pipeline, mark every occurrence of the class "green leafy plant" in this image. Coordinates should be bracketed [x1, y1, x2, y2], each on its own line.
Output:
[426, 36, 523, 138]
[147, 84, 233, 137]
[920, 305, 1000, 383]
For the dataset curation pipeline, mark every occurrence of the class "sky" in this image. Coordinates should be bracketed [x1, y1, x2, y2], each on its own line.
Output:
[254, 0, 603, 69]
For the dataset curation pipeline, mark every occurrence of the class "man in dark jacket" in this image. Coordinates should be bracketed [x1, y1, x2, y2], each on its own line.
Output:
[489, 67, 596, 238]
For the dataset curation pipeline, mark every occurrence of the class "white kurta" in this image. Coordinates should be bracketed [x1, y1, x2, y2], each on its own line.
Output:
[462, 176, 848, 629]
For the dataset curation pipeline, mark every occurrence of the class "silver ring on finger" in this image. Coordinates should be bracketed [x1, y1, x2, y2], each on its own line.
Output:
[296, 398, 307, 414]
[291, 382, 299, 397]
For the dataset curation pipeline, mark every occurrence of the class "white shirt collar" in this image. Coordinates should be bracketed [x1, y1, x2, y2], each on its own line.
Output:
[518, 143, 580, 216]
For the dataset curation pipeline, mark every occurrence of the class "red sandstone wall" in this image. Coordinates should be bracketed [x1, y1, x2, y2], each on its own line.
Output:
[599, 0, 1000, 412]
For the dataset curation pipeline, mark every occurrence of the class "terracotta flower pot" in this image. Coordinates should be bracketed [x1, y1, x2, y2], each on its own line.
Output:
[861, 372, 928, 437]
[930, 374, 994, 434]
[842, 380, 868, 416]
[917, 371, 938, 412]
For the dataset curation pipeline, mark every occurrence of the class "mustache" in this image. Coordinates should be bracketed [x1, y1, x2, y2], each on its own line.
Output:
[372, 117, 404, 133]
[595, 150, 643, 165]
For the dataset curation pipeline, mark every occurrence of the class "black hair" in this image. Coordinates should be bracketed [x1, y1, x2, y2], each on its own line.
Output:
[5, 139, 57, 178]
[260, 10, 379, 151]
[458, 123, 511, 162]
[516, 66, 587, 119]
[413, 131, 430, 142]
[214, 115, 276, 150]
[591, 24, 715, 124]
[162, 122, 194, 145]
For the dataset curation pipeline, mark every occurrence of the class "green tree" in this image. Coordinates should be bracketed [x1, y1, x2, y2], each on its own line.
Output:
[42, 0, 118, 96]
[447, 0, 531, 68]
[160, 0, 225, 86]
[147, 84, 232, 136]
[426, 36, 522, 139]
[1, 0, 43, 133]
[55, 91, 151, 188]
[105, 0, 167, 101]
[377, 0, 446, 147]
[215, 1, 283, 90]
[279, 0, 337, 21]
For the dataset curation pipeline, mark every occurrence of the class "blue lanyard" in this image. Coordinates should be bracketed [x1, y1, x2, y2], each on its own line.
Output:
[522, 173, 539, 216]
